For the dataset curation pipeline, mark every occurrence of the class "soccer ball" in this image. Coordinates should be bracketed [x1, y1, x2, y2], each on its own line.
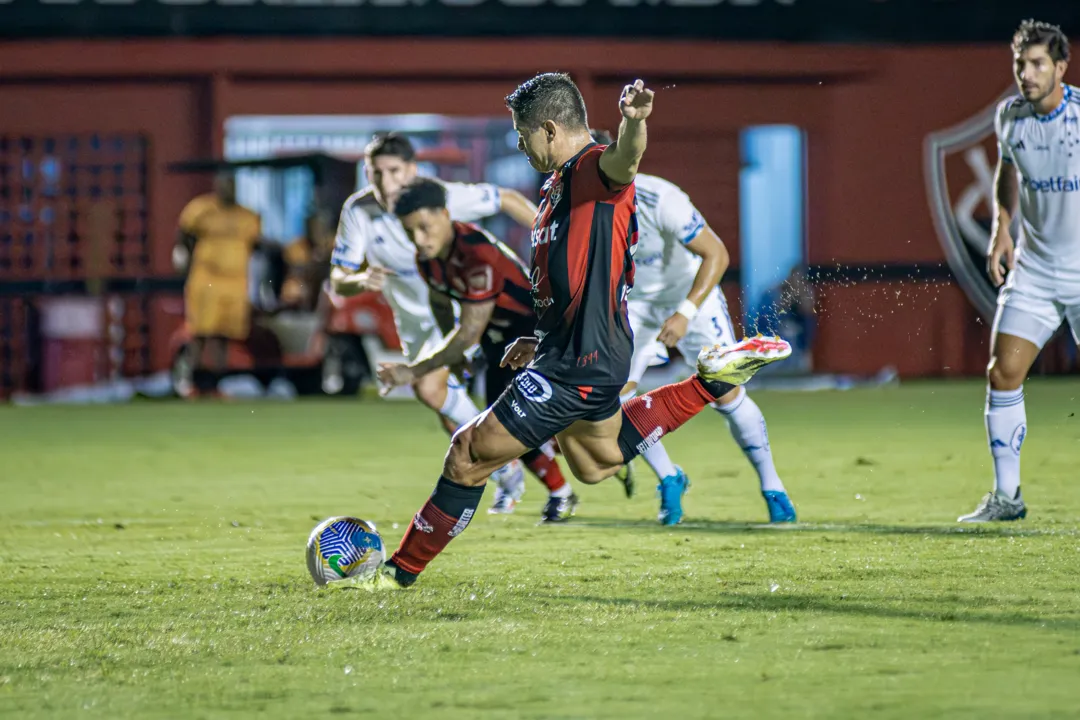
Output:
[306, 516, 385, 586]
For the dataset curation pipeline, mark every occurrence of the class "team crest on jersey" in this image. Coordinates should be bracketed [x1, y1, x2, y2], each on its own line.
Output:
[923, 87, 1017, 320]
[544, 176, 564, 208]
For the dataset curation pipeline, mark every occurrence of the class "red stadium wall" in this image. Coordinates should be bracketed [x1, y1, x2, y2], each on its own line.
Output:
[2, 39, 1072, 378]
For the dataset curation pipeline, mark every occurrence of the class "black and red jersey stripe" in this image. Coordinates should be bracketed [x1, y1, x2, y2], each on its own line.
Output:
[529, 143, 638, 385]
[417, 221, 536, 343]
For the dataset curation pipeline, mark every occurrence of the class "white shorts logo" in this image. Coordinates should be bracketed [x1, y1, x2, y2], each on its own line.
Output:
[516, 370, 553, 403]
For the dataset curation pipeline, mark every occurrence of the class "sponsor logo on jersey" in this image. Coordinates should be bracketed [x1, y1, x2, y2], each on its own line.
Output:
[1021, 175, 1080, 192]
[530, 267, 554, 308]
[924, 87, 1017, 320]
[532, 224, 555, 248]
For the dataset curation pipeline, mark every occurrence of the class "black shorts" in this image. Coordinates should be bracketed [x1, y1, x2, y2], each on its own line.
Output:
[490, 368, 623, 450]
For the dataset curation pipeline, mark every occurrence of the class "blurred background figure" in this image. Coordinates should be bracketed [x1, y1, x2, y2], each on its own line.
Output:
[281, 209, 336, 312]
[758, 265, 816, 374]
[172, 171, 262, 398]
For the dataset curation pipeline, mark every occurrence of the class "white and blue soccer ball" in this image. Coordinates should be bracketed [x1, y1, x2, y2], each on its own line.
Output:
[306, 516, 385, 586]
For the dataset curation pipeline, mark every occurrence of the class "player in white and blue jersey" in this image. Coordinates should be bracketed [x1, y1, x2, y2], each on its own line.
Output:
[591, 130, 796, 525]
[960, 20, 1077, 522]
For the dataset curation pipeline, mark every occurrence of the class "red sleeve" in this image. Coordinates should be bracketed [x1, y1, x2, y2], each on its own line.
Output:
[459, 242, 505, 303]
[571, 144, 629, 202]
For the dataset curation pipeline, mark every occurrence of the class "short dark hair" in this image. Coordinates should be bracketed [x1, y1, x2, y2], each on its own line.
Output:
[589, 128, 614, 145]
[393, 177, 447, 219]
[505, 72, 589, 131]
[1012, 19, 1070, 63]
[365, 132, 416, 162]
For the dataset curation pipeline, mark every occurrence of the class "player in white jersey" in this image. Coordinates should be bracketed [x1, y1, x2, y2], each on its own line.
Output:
[330, 133, 577, 517]
[590, 130, 796, 525]
[960, 20, 1077, 522]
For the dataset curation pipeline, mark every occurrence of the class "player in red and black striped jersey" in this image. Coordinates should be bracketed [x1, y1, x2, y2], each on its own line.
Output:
[378, 74, 791, 590]
[375, 177, 577, 521]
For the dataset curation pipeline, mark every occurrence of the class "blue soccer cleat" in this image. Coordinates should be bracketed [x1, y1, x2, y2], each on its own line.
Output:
[762, 490, 797, 523]
[657, 467, 690, 526]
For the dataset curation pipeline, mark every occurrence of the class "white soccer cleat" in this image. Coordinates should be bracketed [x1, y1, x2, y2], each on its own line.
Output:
[488, 460, 526, 514]
[957, 491, 1028, 522]
[696, 336, 792, 386]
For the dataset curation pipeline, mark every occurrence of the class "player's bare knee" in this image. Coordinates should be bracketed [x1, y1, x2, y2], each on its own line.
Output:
[987, 355, 1025, 391]
[442, 427, 486, 487]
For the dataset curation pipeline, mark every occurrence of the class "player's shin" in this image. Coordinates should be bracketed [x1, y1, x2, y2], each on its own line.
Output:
[616, 376, 726, 463]
[620, 390, 678, 480]
[985, 386, 1026, 500]
[714, 388, 785, 493]
[388, 476, 486, 580]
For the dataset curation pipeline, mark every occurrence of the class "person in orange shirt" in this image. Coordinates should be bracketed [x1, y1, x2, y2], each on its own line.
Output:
[280, 210, 334, 311]
[172, 172, 262, 396]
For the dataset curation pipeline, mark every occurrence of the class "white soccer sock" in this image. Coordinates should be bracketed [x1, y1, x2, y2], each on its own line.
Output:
[986, 386, 1025, 499]
[550, 483, 574, 499]
[620, 390, 678, 480]
[714, 388, 785, 493]
[438, 383, 481, 429]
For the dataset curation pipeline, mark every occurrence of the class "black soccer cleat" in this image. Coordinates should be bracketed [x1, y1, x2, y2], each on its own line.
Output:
[376, 560, 418, 589]
[541, 492, 579, 523]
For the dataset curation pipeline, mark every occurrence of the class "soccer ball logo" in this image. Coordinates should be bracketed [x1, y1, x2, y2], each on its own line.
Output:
[306, 516, 385, 586]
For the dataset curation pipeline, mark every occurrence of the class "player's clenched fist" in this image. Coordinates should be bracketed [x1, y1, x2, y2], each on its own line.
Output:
[620, 79, 655, 121]
[986, 226, 1016, 287]
[500, 337, 539, 370]
[336, 266, 395, 296]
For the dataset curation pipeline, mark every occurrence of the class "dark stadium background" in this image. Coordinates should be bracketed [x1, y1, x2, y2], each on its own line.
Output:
[1, 0, 1078, 398]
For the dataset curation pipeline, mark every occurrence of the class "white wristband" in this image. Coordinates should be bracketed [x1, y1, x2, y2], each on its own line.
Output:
[675, 299, 699, 321]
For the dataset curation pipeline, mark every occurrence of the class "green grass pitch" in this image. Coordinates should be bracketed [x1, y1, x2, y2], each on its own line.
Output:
[1, 380, 1079, 719]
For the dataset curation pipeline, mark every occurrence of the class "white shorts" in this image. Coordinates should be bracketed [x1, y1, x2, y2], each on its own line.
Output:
[627, 286, 737, 385]
[397, 320, 445, 363]
[994, 264, 1080, 348]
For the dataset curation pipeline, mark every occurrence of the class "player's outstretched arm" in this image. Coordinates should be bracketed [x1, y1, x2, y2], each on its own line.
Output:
[330, 264, 394, 297]
[406, 299, 495, 380]
[497, 187, 539, 228]
[599, 79, 655, 187]
[987, 154, 1019, 287]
